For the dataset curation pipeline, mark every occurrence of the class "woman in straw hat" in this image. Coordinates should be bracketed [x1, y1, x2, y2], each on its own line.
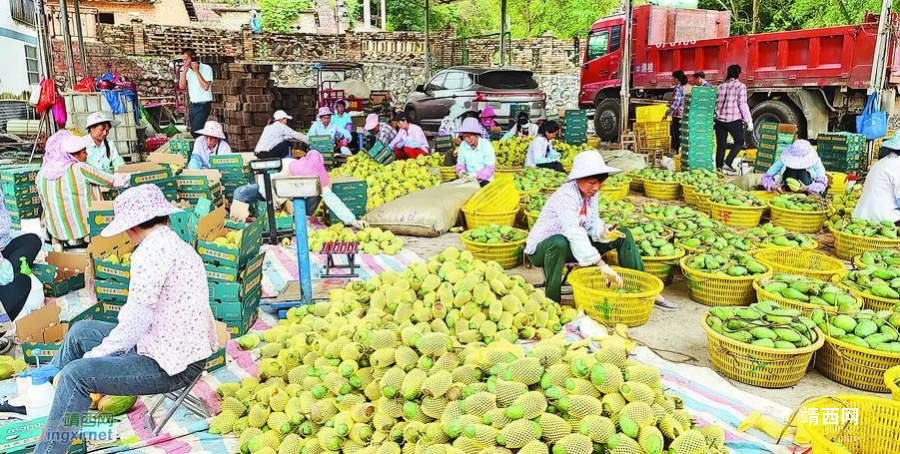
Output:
[34, 184, 218, 454]
[309, 106, 353, 156]
[188, 120, 232, 169]
[455, 117, 496, 187]
[84, 111, 125, 173]
[761, 139, 827, 195]
[525, 151, 676, 309]
[36, 130, 130, 248]
[854, 134, 900, 224]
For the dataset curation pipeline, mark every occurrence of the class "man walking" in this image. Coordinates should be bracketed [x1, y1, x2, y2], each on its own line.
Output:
[714, 64, 752, 172]
[178, 48, 214, 138]
[693, 71, 711, 87]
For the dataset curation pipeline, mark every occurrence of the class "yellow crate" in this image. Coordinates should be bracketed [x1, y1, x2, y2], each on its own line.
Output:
[830, 227, 900, 260]
[607, 247, 685, 286]
[827, 171, 848, 194]
[770, 204, 827, 233]
[633, 121, 670, 138]
[752, 249, 847, 282]
[569, 267, 663, 327]
[817, 334, 900, 392]
[462, 208, 518, 230]
[701, 313, 824, 388]
[599, 179, 630, 201]
[464, 174, 520, 213]
[439, 166, 457, 182]
[635, 105, 669, 123]
[835, 282, 899, 312]
[752, 280, 861, 317]
[800, 394, 900, 453]
[643, 180, 683, 201]
[680, 255, 770, 306]
[709, 201, 765, 228]
[886, 365, 900, 401]
[461, 232, 526, 270]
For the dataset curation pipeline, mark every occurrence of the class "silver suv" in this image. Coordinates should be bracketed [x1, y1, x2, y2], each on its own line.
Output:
[405, 66, 547, 130]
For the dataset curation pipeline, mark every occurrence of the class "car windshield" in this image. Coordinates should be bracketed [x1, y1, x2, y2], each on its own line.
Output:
[478, 71, 538, 90]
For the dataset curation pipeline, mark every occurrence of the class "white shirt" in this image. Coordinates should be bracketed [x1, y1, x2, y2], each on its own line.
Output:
[853, 154, 900, 223]
[255, 122, 308, 152]
[186, 63, 214, 103]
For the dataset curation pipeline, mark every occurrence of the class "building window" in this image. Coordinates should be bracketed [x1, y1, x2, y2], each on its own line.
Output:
[10, 0, 36, 26]
[99, 13, 115, 25]
[25, 46, 39, 85]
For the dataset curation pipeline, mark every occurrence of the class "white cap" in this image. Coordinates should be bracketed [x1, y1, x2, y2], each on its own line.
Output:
[274, 110, 293, 121]
[566, 151, 621, 181]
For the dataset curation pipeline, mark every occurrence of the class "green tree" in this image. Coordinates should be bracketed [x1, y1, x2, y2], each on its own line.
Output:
[259, 0, 313, 32]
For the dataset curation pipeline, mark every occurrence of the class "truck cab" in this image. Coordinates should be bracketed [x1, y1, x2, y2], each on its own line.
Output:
[579, 15, 626, 142]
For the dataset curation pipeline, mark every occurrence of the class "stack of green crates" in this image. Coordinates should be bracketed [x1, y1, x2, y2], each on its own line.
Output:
[328, 178, 368, 224]
[366, 140, 395, 165]
[754, 122, 796, 172]
[679, 87, 717, 170]
[563, 110, 588, 145]
[1, 165, 42, 229]
[310, 135, 336, 169]
[208, 252, 264, 338]
[818, 132, 868, 176]
[168, 139, 195, 161]
[210, 155, 252, 201]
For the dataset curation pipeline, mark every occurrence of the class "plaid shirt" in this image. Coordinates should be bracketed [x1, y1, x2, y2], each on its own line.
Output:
[375, 122, 397, 145]
[715, 78, 753, 124]
[667, 85, 686, 118]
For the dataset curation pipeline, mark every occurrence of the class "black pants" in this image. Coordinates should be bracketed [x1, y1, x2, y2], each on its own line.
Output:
[670, 117, 682, 153]
[189, 102, 212, 139]
[257, 141, 293, 160]
[0, 234, 42, 320]
[715, 120, 744, 168]
[536, 162, 565, 172]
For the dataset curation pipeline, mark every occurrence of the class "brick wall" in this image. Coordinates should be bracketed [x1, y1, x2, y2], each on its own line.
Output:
[77, 0, 191, 26]
[50, 39, 175, 98]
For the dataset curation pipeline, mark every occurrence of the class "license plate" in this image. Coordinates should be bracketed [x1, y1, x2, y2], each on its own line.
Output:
[510, 104, 531, 116]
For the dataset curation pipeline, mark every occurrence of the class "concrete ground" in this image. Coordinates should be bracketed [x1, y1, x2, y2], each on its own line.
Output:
[400, 194, 883, 410]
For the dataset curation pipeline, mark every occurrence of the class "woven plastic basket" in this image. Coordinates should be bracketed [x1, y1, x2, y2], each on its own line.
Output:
[752, 249, 848, 281]
[607, 248, 685, 286]
[439, 166, 457, 182]
[701, 313, 824, 388]
[816, 335, 900, 392]
[750, 190, 777, 204]
[525, 210, 539, 229]
[830, 227, 900, 261]
[464, 174, 520, 213]
[681, 184, 701, 207]
[770, 205, 827, 233]
[680, 256, 771, 306]
[758, 239, 819, 252]
[799, 394, 900, 453]
[886, 365, 900, 401]
[629, 175, 644, 192]
[541, 185, 562, 196]
[496, 165, 523, 174]
[643, 180, 683, 201]
[461, 234, 526, 270]
[834, 283, 900, 312]
[599, 180, 630, 202]
[709, 201, 766, 228]
[569, 266, 664, 327]
[462, 208, 518, 230]
[752, 280, 862, 317]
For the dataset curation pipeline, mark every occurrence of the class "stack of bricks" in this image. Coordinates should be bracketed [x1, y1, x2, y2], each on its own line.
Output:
[210, 61, 275, 151]
[272, 87, 319, 130]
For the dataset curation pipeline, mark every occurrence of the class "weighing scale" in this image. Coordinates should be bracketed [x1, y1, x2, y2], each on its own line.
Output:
[249, 158, 284, 245]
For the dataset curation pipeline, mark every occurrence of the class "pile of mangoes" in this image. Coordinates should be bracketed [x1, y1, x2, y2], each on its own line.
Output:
[813, 308, 900, 352]
[643, 203, 707, 221]
[596, 196, 634, 225]
[745, 224, 816, 249]
[770, 193, 827, 212]
[758, 274, 859, 312]
[831, 218, 900, 239]
[554, 140, 594, 170]
[493, 136, 534, 167]
[678, 229, 753, 252]
[638, 238, 680, 257]
[706, 301, 819, 349]
[675, 168, 721, 186]
[858, 249, 900, 268]
[625, 217, 668, 240]
[709, 190, 766, 208]
[515, 167, 567, 192]
[841, 268, 900, 301]
[603, 173, 630, 188]
[463, 224, 528, 243]
[636, 168, 677, 182]
[824, 185, 862, 230]
[696, 184, 745, 201]
[523, 193, 546, 215]
[685, 251, 767, 276]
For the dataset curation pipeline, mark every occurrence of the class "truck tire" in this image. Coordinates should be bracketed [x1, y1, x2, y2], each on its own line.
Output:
[594, 99, 621, 143]
[748, 99, 802, 148]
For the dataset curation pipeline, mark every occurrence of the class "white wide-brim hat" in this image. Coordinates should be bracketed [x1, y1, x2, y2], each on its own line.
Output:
[566, 150, 621, 181]
[274, 110, 293, 121]
[84, 111, 120, 130]
[101, 184, 182, 237]
[195, 120, 226, 139]
[63, 135, 94, 154]
[364, 113, 380, 131]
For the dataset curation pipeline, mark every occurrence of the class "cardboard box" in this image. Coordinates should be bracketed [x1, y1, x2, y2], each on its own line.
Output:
[33, 252, 89, 298]
[119, 163, 175, 187]
[87, 201, 116, 238]
[0, 165, 40, 185]
[210, 152, 256, 169]
[197, 208, 264, 272]
[207, 249, 265, 285]
[0, 416, 87, 454]
[94, 280, 129, 306]
[205, 347, 227, 373]
[223, 311, 258, 337]
[16, 303, 68, 365]
[87, 233, 134, 284]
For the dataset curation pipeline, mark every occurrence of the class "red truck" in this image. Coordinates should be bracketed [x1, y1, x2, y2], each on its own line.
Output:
[579, 5, 900, 144]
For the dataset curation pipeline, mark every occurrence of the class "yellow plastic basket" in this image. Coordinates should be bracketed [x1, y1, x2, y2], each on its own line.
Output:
[569, 266, 664, 327]
[439, 166, 457, 182]
[541, 185, 562, 196]
[709, 201, 766, 228]
[599, 180, 631, 202]
[752, 280, 862, 317]
[799, 394, 900, 453]
[681, 184, 701, 207]
[460, 233, 526, 270]
[830, 227, 900, 261]
[770, 204, 827, 233]
[629, 175, 644, 192]
[752, 249, 848, 281]
[464, 174, 520, 213]
[751, 190, 777, 204]
[525, 210, 539, 229]
[496, 165, 522, 174]
[462, 208, 519, 230]
[679, 255, 771, 306]
[635, 105, 669, 123]
[607, 248, 685, 285]
[701, 313, 824, 388]
[886, 365, 900, 401]
[816, 335, 900, 392]
[834, 283, 899, 312]
[758, 239, 819, 252]
[828, 171, 849, 195]
[643, 180, 683, 201]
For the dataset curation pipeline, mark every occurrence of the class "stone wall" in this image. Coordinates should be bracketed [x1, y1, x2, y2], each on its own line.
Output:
[271, 62, 427, 105]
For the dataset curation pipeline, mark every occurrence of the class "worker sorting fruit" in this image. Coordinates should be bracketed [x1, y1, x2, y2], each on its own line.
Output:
[309, 106, 353, 157]
[188, 121, 231, 169]
[255, 110, 308, 160]
[33, 184, 219, 454]
[83, 111, 125, 173]
[36, 130, 130, 249]
[760, 139, 827, 194]
[502, 111, 540, 140]
[455, 118, 497, 187]
[853, 134, 900, 224]
[524, 120, 563, 172]
[389, 113, 430, 159]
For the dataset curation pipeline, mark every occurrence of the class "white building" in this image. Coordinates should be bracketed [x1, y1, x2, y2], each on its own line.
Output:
[0, 0, 39, 96]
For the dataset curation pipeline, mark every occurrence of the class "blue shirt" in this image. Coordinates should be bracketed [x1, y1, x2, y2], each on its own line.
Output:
[250, 17, 262, 33]
[457, 137, 496, 181]
[309, 120, 351, 142]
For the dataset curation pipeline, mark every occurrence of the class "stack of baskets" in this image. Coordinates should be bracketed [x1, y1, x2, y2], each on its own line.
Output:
[569, 266, 664, 327]
[439, 166, 457, 182]
[462, 175, 521, 229]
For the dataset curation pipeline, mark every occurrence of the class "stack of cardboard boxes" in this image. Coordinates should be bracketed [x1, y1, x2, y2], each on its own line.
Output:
[327, 177, 368, 225]
[753, 122, 798, 172]
[562, 110, 588, 145]
[679, 86, 717, 171]
[177, 170, 225, 208]
[1, 165, 41, 229]
[817, 132, 868, 177]
[210, 153, 255, 201]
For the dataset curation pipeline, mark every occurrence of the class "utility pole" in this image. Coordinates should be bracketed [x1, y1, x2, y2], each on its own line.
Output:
[499, 0, 508, 66]
[58, 0, 76, 87]
[424, 0, 431, 78]
[868, 0, 892, 96]
[380, 0, 386, 29]
[619, 0, 633, 137]
[73, 0, 87, 75]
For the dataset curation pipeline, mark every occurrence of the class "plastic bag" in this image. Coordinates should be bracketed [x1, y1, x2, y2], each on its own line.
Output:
[36, 78, 56, 114]
[364, 179, 481, 237]
[74, 76, 95, 92]
[856, 93, 888, 140]
[51, 95, 67, 127]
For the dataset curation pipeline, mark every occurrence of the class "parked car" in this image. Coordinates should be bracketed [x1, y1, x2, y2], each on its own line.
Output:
[405, 66, 547, 131]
